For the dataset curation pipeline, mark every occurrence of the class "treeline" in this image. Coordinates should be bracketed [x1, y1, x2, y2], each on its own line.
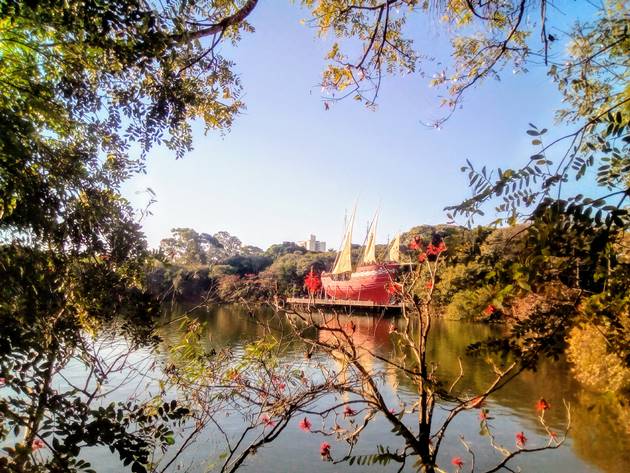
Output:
[145, 224, 514, 311]
[146, 228, 337, 303]
[147, 225, 464, 304]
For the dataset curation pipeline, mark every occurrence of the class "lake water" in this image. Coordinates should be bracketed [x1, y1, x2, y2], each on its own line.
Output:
[61, 305, 630, 472]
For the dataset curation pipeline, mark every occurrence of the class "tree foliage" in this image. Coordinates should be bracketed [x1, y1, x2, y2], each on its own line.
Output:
[1, 1, 259, 470]
[159, 228, 222, 265]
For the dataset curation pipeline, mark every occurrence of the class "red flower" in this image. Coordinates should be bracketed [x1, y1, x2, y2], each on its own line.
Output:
[31, 438, 45, 451]
[304, 268, 321, 294]
[261, 414, 275, 427]
[385, 282, 400, 295]
[320, 441, 331, 460]
[344, 321, 356, 333]
[299, 417, 312, 432]
[425, 281, 433, 289]
[478, 408, 489, 421]
[535, 398, 550, 413]
[451, 456, 464, 469]
[418, 253, 427, 263]
[550, 431, 558, 440]
[271, 375, 286, 391]
[516, 431, 527, 447]
[483, 305, 495, 316]
[408, 237, 422, 250]
[0, 377, 5, 386]
[343, 405, 356, 417]
[426, 241, 447, 256]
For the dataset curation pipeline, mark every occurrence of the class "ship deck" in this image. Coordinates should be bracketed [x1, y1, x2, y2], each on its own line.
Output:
[284, 297, 402, 313]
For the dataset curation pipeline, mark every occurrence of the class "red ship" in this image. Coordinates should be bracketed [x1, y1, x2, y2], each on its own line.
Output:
[321, 209, 401, 305]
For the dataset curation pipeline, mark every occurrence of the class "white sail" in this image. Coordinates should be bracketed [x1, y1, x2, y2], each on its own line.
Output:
[388, 233, 400, 262]
[359, 212, 378, 265]
[332, 207, 356, 274]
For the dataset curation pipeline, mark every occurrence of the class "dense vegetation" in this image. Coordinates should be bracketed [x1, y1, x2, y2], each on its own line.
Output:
[147, 227, 336, 302]
[0, 1, 257, 471]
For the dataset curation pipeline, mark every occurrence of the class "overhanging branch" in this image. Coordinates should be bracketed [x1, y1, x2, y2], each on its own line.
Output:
[172, 0, 259, 43]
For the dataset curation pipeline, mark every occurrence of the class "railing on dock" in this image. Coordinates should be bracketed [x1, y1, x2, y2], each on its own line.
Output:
[285, 297, 402, 312]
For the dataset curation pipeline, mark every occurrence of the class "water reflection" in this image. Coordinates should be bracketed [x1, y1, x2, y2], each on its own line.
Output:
[154, 305, 628, 473]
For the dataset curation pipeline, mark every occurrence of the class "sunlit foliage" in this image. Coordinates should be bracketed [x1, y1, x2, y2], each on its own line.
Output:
[0, 1, 259, 471]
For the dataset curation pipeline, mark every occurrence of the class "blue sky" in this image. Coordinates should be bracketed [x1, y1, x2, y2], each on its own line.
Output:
[123, 1, 593, 251]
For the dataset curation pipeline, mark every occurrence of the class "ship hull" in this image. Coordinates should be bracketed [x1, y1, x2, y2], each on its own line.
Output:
[321, 263, 399, 305]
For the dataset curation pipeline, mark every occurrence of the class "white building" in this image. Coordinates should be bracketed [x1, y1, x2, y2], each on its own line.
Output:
[297, 234, 326, 252]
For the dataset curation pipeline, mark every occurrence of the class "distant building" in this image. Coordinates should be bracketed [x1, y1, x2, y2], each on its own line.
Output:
[297, 234, 326, 252]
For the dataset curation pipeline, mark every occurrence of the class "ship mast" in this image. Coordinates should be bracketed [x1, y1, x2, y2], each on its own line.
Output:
[359, 211, 379, 265]
[331, 206, 356, 274]
[388, 233, 400, 262]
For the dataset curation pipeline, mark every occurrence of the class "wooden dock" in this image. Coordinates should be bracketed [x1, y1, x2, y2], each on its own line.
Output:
[284, 297, 402, 313]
